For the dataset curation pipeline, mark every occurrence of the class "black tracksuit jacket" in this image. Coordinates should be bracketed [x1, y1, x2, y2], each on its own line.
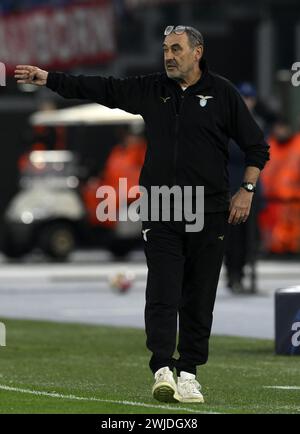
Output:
[46, 58, 270, 212]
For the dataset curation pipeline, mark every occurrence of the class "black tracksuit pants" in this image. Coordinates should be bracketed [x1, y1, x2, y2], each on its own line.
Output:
[142, 211, 229, 376]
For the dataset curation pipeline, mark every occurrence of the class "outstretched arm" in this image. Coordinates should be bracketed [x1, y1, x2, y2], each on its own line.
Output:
[14, 65, 147, 114]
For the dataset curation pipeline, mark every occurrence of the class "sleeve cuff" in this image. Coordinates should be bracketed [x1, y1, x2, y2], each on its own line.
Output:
[244, 159, 269, 170]
[46, 72, 61, 91]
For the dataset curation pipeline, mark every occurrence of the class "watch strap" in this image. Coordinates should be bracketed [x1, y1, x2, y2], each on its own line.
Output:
[241, 182, 256, 193]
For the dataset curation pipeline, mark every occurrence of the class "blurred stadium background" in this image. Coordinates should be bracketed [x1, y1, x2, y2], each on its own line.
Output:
[0, 0, 300, 414]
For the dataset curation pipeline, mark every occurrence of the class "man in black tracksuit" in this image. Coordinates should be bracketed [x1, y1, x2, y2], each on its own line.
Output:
[15, 25, 270, 404]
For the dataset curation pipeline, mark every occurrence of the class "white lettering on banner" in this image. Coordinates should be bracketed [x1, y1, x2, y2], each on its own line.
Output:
[4, 19, 14, 64]
[33, 12, 52, 64]
[0, 62, 6, 86]
[55, 11, 72, 62]
[92, 8, 115, 53]
[73, 8, 89, 56]
[0, 26, 7, 62]
[291, 322, 300, 347]
[17, 17, 30, 65]
[0, 2, 115, 73]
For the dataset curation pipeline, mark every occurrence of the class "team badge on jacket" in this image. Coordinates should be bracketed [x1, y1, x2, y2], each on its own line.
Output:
[142, 229, 151, 241]
[196, 95, 214, 107]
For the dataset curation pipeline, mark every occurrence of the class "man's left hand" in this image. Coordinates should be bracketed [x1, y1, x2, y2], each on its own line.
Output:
[228, 188, 253, 225]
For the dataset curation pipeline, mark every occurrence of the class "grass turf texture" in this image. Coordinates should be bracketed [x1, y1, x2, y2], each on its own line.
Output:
[0, 318, 300, 414]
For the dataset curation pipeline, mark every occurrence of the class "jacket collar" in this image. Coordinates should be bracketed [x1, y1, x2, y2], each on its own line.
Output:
[160, 57, 213, 93]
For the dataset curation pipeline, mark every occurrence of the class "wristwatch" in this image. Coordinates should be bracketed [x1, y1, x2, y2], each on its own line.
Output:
[241, 182, 256, 193]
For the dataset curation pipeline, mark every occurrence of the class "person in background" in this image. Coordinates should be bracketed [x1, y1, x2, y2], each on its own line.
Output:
[101, 125, 146, 202]
[225, 83, 266, 293]
[19, 100, 66, 172]
[259, 118, 300, 255]
[82, 125, 146, 228]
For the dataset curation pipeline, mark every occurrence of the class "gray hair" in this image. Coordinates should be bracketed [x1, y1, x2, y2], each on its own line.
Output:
[185, 27, 204, 49]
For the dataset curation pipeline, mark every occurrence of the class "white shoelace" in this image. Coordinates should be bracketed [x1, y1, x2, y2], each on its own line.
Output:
[180, 379, 202, 394]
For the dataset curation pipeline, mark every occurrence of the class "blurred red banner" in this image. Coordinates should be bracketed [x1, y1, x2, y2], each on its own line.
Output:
[0, 0, 115, 75]
[126, 0, 193, 7]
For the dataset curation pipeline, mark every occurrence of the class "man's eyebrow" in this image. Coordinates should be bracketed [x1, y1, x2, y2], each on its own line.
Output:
[162, 43, 182, 49]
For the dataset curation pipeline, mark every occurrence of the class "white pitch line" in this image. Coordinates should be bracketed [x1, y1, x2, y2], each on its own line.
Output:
[0, 385, 220, 414]
[263, 386, 300, 390]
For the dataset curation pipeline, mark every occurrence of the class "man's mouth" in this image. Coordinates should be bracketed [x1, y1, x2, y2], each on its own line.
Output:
[166, 65, 177, 69]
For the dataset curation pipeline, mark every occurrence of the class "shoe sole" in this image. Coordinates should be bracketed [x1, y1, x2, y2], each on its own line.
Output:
[178, 396, 204, 404]
[152, 382, 180, 403]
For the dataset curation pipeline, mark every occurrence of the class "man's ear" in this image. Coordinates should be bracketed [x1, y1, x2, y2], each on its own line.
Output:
[195, 45, 203, 62]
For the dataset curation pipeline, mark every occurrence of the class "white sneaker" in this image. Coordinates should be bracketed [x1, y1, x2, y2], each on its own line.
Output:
[152, 367, 180, 403]
[177, 371, 204, 403]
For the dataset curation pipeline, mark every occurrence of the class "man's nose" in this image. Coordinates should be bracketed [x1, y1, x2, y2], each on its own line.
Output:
[164, 52, 175, 62]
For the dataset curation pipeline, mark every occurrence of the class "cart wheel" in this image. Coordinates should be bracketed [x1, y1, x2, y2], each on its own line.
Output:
[39, 223, 75, 261]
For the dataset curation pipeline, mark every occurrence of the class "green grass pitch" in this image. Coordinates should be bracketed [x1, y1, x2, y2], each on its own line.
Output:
[0, 318, 299, 414]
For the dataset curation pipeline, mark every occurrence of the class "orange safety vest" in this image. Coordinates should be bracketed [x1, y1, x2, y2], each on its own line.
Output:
[82, 139, 146, 227]
[259, 133, 300, 253]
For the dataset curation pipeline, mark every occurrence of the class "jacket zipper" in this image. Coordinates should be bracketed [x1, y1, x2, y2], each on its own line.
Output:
[173, 94, 185, 185]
